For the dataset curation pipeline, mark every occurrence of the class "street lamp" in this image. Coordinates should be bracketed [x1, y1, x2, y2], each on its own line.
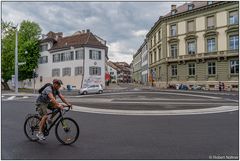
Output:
[12, 25, 18, 94]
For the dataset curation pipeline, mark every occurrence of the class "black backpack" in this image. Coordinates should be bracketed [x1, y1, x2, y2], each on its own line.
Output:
[38, 83, 53, 94]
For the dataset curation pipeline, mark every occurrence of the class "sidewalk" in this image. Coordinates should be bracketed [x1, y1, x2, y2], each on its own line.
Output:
[131, 83, 239, 96]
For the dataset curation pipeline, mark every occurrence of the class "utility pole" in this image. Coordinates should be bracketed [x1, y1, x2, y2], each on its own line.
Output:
[33, 69, 36, 94]
[14, 25, 18, 94]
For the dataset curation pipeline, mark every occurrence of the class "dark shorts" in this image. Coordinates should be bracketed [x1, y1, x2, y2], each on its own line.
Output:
[36, 103, 48, 117]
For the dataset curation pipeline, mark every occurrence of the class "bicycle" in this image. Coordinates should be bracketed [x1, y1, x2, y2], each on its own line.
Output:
[24, 105, 79, 145]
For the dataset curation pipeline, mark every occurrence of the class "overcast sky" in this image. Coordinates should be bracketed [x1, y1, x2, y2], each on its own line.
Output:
[2, 1, 184, 64]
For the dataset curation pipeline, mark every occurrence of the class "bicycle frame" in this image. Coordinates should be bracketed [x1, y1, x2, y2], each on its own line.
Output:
[43, 109, 66, 136]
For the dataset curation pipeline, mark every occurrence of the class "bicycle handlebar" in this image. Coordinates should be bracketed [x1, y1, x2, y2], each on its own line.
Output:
[62, 105, 72, 112]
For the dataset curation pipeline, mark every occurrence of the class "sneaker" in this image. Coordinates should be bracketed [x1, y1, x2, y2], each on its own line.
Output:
[36, 132, 46, 140]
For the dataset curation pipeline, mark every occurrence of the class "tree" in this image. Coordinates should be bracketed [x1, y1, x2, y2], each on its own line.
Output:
[18, 20, 42, 81]
[1, 20, 15, 90]
[1, 20, 42, 89]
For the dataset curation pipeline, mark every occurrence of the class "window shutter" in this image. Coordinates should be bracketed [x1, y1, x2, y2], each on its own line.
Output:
[99, 51, 101, 60]
[98, 67, 101, 75]
[90, 50, 92, 59]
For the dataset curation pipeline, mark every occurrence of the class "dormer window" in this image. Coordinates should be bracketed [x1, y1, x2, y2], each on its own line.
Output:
[188, 4, 194, 11]
[171, 10, 176, 15]
[171, 5, 177, 15]
[207, 1, 213, 5]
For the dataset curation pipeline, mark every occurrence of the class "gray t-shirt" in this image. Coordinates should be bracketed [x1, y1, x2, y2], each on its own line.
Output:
[36, 86, 60, 104]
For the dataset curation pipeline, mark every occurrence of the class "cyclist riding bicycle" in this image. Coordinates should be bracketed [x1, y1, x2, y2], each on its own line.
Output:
[36, 79, 72, 140]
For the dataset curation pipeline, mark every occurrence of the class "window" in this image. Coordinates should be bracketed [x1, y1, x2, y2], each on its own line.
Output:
[53, 54, 60, 63]
[187, 20, 194, 32]
[207, 38, 216, 52]
[170, 44, 178, 58]
[229, 35, 239, 50]
[52, 68, 60, 77]
[170, 24, 177, 36]
[207, 16, 215, 29]
[154, 51, 157, 62]
[89, 67, 101, 75]
[40, 44, 48, 52]
[154, 35, 156, 45]
[75, 66, 83, 76]
[171, 10, 176, 15]
[142, 53, 148, 62]
[208, 62, 216, 75]
[39, 56, 48, 64]
[158, 47, 161, 60]
[58, 52, 74, 62]
[188, 63, 195, 76]
[150, 53, 153, 64]
[62, 67, 71, 77]
[171, 65, 177, 76]
[75, 49, 84, 60]
[188, 4, 193, 11]
[230, 60, 239, 74]
[65, 52, 74, 61]
[89, 50, 101, 60]
[158, 30, 161, 42]
[229, 11, 239, 25]
[207, 1, 213, 5]
[187, 41, 196, 55]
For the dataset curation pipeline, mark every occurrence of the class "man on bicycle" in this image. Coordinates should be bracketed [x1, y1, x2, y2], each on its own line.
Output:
[36, 79, 72, 140]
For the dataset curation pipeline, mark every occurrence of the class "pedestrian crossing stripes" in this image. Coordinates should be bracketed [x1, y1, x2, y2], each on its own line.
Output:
[2, 95, 29, 101]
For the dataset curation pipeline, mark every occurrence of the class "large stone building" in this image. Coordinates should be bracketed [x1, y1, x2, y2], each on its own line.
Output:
[132, 47, 142, 83]
[146, 1, 238, 90]
[24, 30, 108, 89]
[133, 39, 148, 85]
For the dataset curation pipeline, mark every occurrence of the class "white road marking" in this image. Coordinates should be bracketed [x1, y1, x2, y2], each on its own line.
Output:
[7, 96, 16, 100]
[72, 105, 238, 116]
[22, 96, 29, 99]
[73, 92, 222, 99]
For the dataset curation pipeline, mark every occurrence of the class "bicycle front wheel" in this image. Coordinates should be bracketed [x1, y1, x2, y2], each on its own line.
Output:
[55, 117, 79, 145]
[24, 115, 41, 141]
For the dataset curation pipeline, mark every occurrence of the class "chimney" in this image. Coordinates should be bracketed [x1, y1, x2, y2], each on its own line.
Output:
[171, 4, 176, 11]
[87, 29, 90, 33]
[82, 30, 85, 33]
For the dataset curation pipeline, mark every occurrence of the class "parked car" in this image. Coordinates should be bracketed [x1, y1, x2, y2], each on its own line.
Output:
[79, 84, 103, 95]
[178, 84, 189, 90]
[191, 85, 202, 90]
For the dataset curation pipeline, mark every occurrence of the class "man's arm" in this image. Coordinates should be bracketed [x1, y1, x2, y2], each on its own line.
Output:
[58, 93, 72, 107]
[48, 93, 63, 109]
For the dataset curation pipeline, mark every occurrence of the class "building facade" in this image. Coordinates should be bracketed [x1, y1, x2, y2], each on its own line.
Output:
[140, 40, 148, 85]
[106, 61, 118, 83]
[25, 30, 108, 89]
[113, 62, 131, 83]
[146, 1, 239, 91]
[133, 48, 142, 83]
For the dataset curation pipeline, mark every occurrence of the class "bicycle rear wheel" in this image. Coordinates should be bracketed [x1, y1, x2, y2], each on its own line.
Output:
[24, 115, 41, 141]
[55, 117, 79, 145]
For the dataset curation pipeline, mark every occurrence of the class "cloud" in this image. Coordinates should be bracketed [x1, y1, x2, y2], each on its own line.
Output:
[132, 29, 148, 37]
[2, 1, 184, 64]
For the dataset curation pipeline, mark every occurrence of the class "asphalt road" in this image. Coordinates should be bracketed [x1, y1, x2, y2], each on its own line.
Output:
[1, 91, 239, 159]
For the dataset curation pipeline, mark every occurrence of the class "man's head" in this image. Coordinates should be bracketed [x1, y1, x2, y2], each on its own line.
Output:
[52, 79, 63, 90]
